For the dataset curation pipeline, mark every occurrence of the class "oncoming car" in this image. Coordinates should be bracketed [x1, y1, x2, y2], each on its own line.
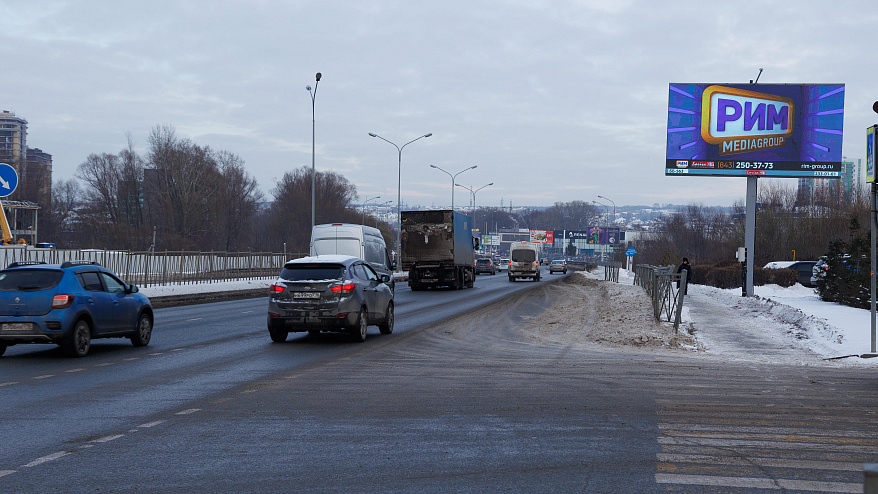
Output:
[549, 259, 567, 274]
[267, 255, 394, 342]
[0, 260, 153, 358]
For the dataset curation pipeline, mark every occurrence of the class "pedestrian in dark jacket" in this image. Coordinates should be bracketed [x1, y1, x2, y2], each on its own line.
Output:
[676, 257, 692, 294]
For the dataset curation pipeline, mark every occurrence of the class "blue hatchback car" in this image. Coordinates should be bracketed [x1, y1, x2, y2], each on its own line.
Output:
[0, 260, 153, 357]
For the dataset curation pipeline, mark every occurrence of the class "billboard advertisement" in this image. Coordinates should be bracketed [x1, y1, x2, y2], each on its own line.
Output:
[666, 83, 845, 178]
[530, 230, 553, 244]
[558, 228, 620, 245]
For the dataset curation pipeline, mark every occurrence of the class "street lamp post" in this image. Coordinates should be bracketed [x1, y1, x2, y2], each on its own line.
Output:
[368, 132, 432, 271]
[597, 195, 616, 225]
[306, 72, 322, 229]
[593, 200, 610, 261]
[361, 195, 381, 225]
[455, 182, 493, 211]
[430, 165, 476, 211]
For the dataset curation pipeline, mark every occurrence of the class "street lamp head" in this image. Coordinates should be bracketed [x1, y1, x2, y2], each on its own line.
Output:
[487, 182, 494, 186]
[306, 85, 312, 91]
[469, 165, 478, 170]
[424, 133, 433, 138]
[368, 133, 377, 137]
[430, 165, 438, 169]
[315, 72, 322, 81]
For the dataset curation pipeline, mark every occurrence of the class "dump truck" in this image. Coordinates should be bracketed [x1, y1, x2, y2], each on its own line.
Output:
[401, 210, 479, 290]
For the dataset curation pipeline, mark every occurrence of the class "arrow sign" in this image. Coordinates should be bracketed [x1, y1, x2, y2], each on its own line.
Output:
[0, 163, 18, 198]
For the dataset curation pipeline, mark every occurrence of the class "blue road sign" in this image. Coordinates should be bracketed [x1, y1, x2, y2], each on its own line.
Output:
[625, 247, 637, 257]
[0, 163, 18, 198]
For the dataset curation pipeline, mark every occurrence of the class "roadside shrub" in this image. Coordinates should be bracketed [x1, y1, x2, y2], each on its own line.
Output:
[690, 264, 797, 289]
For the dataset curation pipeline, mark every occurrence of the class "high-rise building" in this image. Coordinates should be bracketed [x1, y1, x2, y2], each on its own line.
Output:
[0, 110, 27, 166]
[797, 158, 863, 207]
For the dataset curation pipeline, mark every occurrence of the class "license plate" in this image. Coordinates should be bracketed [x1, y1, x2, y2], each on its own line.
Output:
[292, 292, 321, 299]
[3, 323, 31, 331]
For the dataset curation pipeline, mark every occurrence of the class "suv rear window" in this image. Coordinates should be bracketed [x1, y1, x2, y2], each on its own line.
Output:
[0, 269, 64, 291]
[477, 259, 492, 265]
[280, 264, 345, 281]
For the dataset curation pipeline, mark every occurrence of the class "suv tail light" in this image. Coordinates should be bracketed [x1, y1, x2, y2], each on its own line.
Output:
[270, 284, 285, 293]
[331, 283, 357, 294]
[52, 294, 74, 309]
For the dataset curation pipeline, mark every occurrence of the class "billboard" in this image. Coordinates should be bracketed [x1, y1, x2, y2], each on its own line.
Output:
[666, 83, 845, 178]
[558, 228, 620, 245]
[530, 230, 553, 244]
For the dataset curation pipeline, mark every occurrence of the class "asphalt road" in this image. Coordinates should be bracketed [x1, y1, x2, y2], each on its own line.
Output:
[1, 268, 877, 493]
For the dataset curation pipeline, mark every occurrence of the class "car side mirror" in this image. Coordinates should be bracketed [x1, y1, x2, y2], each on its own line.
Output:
[128, 285, 140, 294]
[380, 274, 391, 283]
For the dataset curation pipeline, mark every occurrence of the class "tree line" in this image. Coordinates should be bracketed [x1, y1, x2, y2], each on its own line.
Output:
[637, 181, 871, 268]
[39, 125, 391, 253]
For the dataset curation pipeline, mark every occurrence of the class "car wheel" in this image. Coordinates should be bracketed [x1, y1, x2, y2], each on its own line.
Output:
[0, 343, 6, 357]
[352, 308, 368, 342]
[379, 302, 394, 335]
[269, 326, 289, 343]
[130, 313, 152, 347]
[63, 320, 91, 358]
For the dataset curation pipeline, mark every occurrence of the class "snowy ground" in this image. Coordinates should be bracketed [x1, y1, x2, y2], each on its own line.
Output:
[579, 269, 878, 367]
[139, 271, 878, 366]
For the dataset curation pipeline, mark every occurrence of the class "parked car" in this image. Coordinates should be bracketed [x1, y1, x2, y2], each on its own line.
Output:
[475, 258, 497, 275]
[267, 255, 394, 343]
[0, 260, 153, 357]
[763, 260, 818, 287]
[811, 258, 828, 286]
[549, 259, 567, 274]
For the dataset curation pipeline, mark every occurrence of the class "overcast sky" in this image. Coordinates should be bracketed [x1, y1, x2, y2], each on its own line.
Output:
[4, 0, 876, 209]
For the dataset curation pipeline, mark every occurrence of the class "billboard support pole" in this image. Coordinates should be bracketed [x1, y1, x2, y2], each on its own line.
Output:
[871, 179, 876, 354]
[745, 176, 757, 297]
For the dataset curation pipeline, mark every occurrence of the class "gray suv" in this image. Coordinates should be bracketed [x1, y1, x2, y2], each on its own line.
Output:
[267, 255, 394, 342]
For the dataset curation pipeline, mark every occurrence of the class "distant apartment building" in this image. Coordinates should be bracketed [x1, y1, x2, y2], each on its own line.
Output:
[0, 110, 27, 166]
[0, 111, 53, 243]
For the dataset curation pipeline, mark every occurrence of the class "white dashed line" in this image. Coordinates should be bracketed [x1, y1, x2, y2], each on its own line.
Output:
[91, 434, 124, 443]
[186, 318, 203, 322]
[22, 451, 71, 468]
[33, 375, 54, 380]
[175, 408, 201, 415]
[122, 358, 140, 361]
[95, 363, 114, 367]
[0, 382, 18, 387]
[0, 470, 15, 478]
[170, 348, 184, 352]
[65, 368, 85, 373]
[138, 420, 165, 428]
[149, 352, 163, 356]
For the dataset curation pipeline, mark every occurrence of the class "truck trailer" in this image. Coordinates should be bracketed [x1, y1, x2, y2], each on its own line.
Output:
[401, 210, 478, 290]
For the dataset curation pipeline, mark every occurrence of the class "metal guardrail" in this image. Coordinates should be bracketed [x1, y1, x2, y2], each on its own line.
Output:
[633, 264, 687, 331]
[0, 247, 307, 288]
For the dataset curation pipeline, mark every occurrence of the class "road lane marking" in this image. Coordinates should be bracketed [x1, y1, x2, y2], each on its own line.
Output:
[0, 470, 15, 478]
[95, 363, 114, 367]
[65, 368, 85, 373]
[149, 353, 164, 356]
[123, 358, 140, 361]
[655, 473, 860, 493]
[0, 381, 18, 387]
[171, 348, 184, 352]
[22, 451, 71, 468]
[91, 434, 124, 443]
[138, 420, 165, 428]
[656, 454, 862, 471]
[33, 375, 54, 380]
[186, 318, 203, 321]
[175, 409, 201, 415]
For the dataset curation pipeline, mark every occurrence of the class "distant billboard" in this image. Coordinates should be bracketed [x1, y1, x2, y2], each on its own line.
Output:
[558, 228, 620, 245]
[529, 230, 553, 244]
[666, 83, 845, 178]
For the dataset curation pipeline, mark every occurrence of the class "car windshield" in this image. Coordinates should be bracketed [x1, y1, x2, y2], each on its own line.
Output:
[512, 250, 536, 262]
[0, 269, 64, 291]
[280, 264, 345, 281]
[552, 260, 564, 264]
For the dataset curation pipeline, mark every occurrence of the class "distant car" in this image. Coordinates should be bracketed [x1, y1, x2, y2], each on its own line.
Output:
[498, 258, 510, 271]
[0, 260, 153, 357]
[267, 255, 394, 343]
[549, 259, 567, 274]
[811, 258, 828, 286]
[763, 260, 818, 287]
[475, 258, 497, 275]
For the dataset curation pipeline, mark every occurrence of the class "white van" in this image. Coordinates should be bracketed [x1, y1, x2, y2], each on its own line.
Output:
[310, 223, 394, 291]
[508, 242, 541, 281]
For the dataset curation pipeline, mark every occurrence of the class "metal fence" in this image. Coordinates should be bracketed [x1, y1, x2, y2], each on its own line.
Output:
[633, 264, 687, 331]
[0, 247, 307, 287]
[601, 261, 621, 283]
